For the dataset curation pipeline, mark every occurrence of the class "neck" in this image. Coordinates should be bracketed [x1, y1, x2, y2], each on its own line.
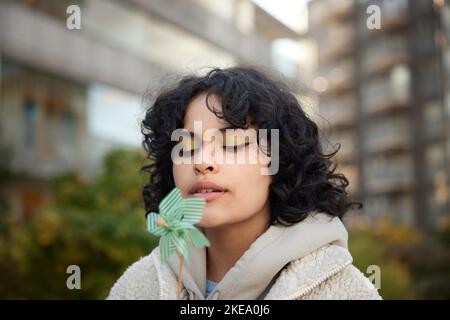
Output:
[204, 210, 270, 283]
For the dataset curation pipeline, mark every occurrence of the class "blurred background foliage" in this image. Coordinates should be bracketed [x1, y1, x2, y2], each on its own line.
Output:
[0, 148, 449, 299]
[0, 149, 158, 299]
[350, 218, 450, 299]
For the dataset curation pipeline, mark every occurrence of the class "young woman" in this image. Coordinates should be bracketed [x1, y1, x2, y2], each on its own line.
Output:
[108, 67, 382, 300]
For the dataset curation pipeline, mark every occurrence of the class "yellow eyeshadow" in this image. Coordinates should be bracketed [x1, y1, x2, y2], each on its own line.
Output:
[180, 136, 198, 150]
[223, 135, 249, 146]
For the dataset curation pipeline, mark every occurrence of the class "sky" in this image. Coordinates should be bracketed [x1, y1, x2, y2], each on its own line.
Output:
[252, 0, 310, 33]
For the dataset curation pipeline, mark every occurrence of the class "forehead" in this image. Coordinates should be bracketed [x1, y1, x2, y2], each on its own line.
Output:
[183, 93, 227, 130]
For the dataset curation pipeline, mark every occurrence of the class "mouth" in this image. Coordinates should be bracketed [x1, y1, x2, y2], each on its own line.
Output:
[189, 182, 228, 202]
[191, 190, 227, 202]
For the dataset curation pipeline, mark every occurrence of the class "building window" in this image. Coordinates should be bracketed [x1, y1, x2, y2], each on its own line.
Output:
[24, 100, 38, 148]
[419, 57, 441, 97]
[62, 111, 76, 147]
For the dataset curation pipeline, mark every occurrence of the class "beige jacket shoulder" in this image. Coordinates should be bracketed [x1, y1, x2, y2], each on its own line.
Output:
[108, 244, 382, 300]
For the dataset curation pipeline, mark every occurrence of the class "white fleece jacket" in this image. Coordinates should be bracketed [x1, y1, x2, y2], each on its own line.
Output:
[108, 213, 382, 300]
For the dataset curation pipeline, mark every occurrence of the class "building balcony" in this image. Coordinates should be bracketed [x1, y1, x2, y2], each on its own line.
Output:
[363, 194, 414, 225]
[424, 100, 446, 141]
[364, 153, 414, 194]
[425, 143, 447, 182]
[319, 94, 356, 128]
[380, 0, 409, 32]
[366, 176, 414, 195]
[358, 0, 409, 36]
[0, 1, 167, 95]
[418, 57, 442, 99]
[318, 59, 355, 94]
[365, 119, 412, 154]
[361, 66, 411, 115]
[366, 133, 412, 155]
[317, 24, 355, 63]
[319, 42, 355, 64]
[309, 0, 354, 27]
[361, 87, 410, 114]
[361, 36, 409, 75]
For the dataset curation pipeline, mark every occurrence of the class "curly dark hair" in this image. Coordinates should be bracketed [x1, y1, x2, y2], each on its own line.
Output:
[141, 66, 361, 226]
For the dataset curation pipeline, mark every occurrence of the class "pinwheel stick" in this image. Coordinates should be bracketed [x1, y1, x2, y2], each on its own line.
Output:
[156, 217, 184, 299]
[155, 217, 184, 299]
[177, 252, 184, 300]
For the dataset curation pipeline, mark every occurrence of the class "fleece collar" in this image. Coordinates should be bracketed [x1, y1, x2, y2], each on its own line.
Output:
[166, 212, 348, 300]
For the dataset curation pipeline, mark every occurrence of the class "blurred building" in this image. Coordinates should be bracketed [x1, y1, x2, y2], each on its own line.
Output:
[0, 0, 301, 219]
[307, 0, 450, 229]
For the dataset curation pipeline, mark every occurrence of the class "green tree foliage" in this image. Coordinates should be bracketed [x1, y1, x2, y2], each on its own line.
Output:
[0, 134, 16, 225]
[349, 218, 450, 299]
[410, 223, 450, 299]
[0, 149, 158, 299]
[349, 227, 417, 299]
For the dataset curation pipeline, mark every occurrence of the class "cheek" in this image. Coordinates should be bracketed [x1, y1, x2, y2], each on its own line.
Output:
[228, 164, 271, 207]
[172, 164, 193, 196]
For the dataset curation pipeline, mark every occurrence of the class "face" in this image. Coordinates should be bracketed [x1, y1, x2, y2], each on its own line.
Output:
[172, 93, 272, 229]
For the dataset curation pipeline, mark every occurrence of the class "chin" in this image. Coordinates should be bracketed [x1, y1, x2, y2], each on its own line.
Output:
[197, 216, 225, 229]
[197, 217, 215, 228]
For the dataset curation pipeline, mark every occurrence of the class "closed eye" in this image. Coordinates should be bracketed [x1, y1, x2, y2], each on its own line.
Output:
[179, 148, 199, 157]
[223, 142, 250, 152]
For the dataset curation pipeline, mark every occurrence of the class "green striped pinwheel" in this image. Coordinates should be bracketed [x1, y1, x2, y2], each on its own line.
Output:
[147, 187, 210, 264]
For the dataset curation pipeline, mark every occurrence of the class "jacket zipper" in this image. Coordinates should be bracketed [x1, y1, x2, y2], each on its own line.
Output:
[282, 259, 353, 300]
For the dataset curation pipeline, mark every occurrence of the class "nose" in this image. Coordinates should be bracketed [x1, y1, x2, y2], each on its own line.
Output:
[194, 162, 218, 175]
[193, 136, 220, 175]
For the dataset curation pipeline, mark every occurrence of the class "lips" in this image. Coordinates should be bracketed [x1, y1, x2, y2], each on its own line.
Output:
[189, 181, 227, 202]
